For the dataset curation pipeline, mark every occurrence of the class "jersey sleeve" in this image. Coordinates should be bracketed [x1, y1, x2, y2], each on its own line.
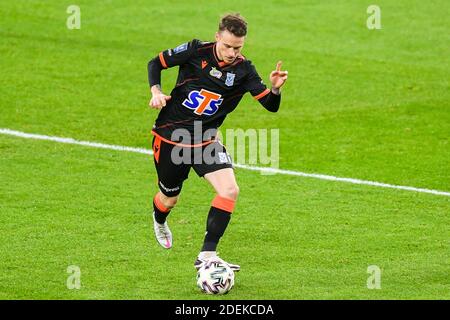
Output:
[158, 39, 200, 69]
[243, 62, 271, 101]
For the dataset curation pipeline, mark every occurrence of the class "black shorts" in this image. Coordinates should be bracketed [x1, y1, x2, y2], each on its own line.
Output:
[152, 135, 234, 197]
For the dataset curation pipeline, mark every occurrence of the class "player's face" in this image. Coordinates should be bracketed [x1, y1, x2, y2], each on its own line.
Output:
[215, 30, 245, 64]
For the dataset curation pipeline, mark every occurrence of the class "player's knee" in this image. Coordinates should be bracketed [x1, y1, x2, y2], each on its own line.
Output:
[160, 194, 179, 209]
[218, 184, 239, 201]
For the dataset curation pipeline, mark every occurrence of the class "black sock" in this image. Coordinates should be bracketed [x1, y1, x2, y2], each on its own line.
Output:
[153, 199, 170, 224]
[201, 206, 231, 252]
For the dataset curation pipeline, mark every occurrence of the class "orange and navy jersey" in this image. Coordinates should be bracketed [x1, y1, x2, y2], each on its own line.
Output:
[147, 39, 280, 145]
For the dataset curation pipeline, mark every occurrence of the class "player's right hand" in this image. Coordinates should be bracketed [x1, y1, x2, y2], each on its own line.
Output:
[149, 94, 171, 109]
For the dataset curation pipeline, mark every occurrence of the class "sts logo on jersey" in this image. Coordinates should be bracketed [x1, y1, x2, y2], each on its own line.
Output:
[182, 89, 223, 116]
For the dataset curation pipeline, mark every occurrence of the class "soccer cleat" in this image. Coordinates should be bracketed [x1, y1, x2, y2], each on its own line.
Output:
[152, 212, 172, 249]
[194, 256, 240, 272]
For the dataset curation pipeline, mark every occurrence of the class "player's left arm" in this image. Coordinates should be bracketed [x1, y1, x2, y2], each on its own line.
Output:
[245, 61, 288, 113]
[269, 61, 288, 95]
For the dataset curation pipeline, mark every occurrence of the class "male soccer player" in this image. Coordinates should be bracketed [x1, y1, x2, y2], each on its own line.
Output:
[147, 13, 288, 271]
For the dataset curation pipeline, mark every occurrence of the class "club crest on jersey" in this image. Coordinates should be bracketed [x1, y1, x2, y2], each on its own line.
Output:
[225, 72, 235, 86]
[209, 67, 222, 79]
[182, 89, 223, 116]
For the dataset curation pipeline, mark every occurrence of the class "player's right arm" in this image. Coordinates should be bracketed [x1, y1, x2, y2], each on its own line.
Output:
[149, 84, 171, 109]
[147, 40, 200, 109]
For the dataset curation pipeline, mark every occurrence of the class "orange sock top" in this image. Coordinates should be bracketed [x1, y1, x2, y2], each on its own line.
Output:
[211, 195, 235, 213]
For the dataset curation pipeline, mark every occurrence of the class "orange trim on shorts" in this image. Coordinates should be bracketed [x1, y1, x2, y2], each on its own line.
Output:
[253, 88, 271, 100]
[159, 52, 168, 69]
[153, 135, 161, 163]
[151, 130, 215, 148]
[154, 192, 170, 213]
[211, 195, 235, 213]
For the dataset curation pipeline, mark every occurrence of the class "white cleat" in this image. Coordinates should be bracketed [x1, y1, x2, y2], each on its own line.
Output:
[194, 256, 240, 272]
[152, 212, 172, 249]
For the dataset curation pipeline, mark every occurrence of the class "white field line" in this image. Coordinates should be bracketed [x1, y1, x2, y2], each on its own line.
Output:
[1, 128, 449, 197]
[0, 128, 152, 155]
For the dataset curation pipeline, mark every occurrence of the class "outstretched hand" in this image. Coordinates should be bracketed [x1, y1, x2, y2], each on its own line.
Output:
[269, 61, 288, 90]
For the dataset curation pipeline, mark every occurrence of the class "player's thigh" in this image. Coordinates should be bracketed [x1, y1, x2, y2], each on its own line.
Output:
[192, 141, 238, 199]
[152, 136, 190, 197]
[204, 168, 239, 199]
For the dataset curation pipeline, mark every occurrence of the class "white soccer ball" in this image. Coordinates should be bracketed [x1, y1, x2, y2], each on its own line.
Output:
[196, 259, 235, 294]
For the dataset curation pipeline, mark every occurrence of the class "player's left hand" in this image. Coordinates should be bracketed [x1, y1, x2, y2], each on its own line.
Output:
[270, 61, 288, 89]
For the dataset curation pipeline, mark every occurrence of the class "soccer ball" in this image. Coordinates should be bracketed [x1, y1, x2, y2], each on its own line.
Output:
[196, 259, 235, 294]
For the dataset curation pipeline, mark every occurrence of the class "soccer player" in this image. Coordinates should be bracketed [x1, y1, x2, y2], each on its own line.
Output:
[147, 13, 288, 271]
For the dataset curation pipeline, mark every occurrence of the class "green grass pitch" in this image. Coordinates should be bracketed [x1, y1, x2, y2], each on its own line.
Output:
[0, 0, 449, 299]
